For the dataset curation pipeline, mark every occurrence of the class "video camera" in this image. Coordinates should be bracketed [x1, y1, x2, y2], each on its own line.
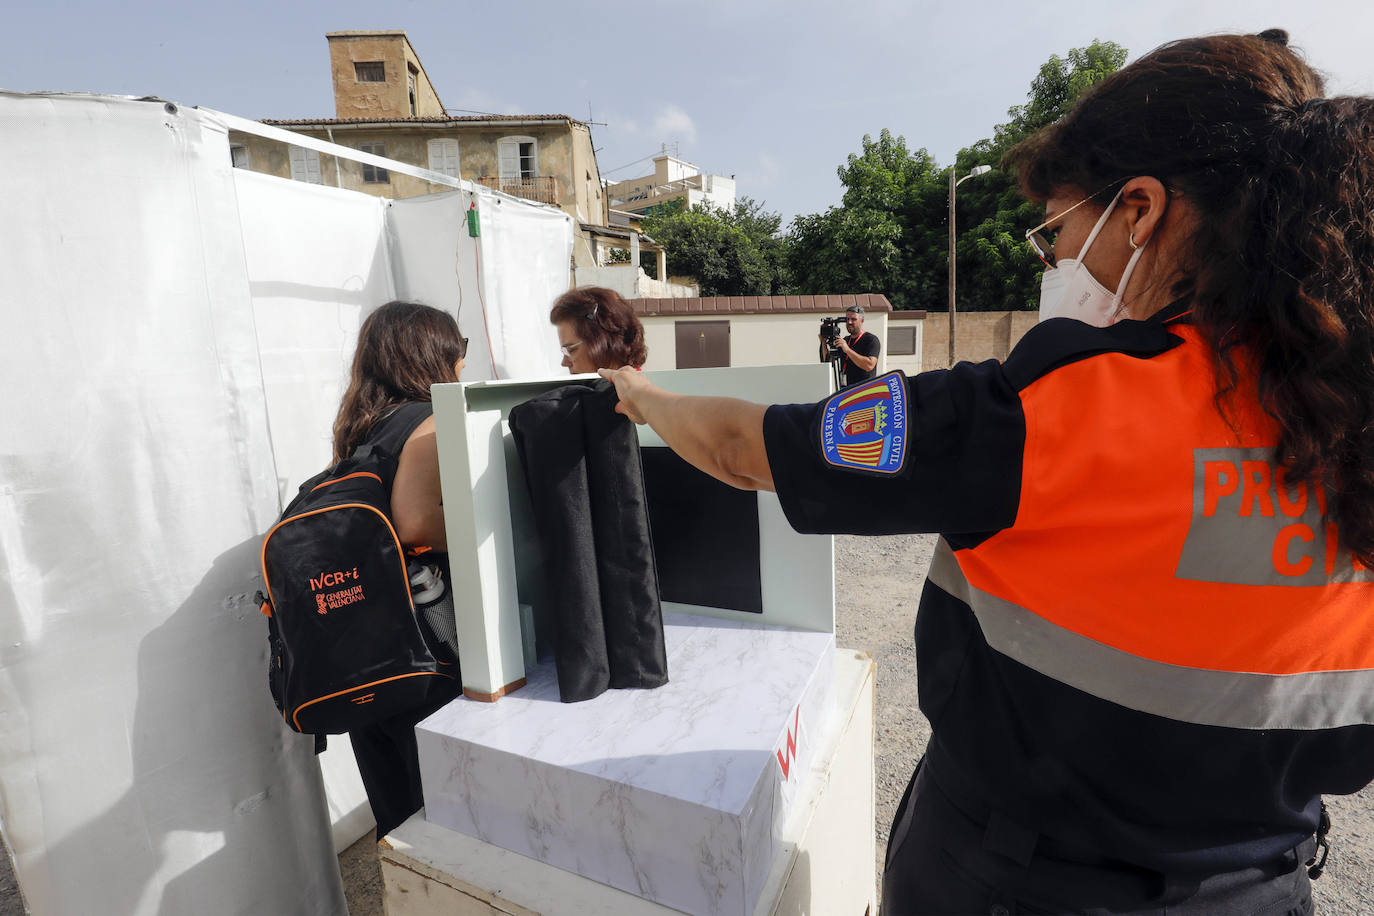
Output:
[819, 316, 846, 355]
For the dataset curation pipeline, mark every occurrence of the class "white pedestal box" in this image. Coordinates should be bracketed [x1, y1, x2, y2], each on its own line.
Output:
[388, 650, 876, 916]
[417, 615, 832, 915]
[418, 364, 850, 915]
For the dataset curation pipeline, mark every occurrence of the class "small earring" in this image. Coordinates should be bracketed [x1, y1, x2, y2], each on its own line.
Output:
[1128, 234, 1140, 251]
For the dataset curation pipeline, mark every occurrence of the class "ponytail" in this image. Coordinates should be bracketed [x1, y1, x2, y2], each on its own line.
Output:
[1206, 95, 1374, 563]
[1008, 31, 1374, 564]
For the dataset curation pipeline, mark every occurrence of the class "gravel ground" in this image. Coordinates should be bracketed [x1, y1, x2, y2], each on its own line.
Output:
[340, 832, 384, 916]
[331, 531, 1374, 915]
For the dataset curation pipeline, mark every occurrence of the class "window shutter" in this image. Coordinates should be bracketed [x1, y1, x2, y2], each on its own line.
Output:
[289, 147, 322, 184]
[889, 326, 917, 356]
[497, 139, 519, 180]
[428, 139, 460, 178]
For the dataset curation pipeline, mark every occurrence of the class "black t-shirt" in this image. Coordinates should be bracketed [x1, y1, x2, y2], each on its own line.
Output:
[841, 330, 881, 386]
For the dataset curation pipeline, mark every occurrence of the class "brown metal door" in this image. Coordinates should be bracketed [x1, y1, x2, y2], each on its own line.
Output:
[674, 320, 730, 369]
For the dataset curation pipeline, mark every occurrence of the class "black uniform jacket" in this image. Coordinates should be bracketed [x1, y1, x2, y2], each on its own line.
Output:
[763, 302, 1374, 874]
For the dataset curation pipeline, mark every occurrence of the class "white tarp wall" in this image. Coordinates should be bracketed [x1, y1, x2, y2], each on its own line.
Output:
[388, 190, 570, 381]
[230, 168, 395, 851]
[0, 94, 345, 914]
[0, 92, 575, 914]
[233, 168, 571, 851]
[232, 169, 396, 508]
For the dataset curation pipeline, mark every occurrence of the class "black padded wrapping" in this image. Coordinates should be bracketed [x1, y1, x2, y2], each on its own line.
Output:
[508, 382, 668, 702]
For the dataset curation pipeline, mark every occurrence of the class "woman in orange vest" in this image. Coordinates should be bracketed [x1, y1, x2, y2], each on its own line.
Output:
[600, 29, 1374, 915]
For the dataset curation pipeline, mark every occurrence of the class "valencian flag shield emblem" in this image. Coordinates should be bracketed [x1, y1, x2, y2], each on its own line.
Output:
[819, 371, 909, 476]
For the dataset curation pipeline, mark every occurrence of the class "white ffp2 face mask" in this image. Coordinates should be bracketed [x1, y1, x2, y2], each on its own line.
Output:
[1037, 190, 1147, 326]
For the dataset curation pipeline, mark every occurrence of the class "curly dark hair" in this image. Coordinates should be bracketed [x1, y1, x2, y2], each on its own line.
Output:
[1006, 29, 1374, 565]
[549, 286, 648, 369]
[331, 301, 464, 463]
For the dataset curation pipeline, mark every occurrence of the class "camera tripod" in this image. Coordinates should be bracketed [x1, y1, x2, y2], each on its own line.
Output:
[824, 344, 844, 391]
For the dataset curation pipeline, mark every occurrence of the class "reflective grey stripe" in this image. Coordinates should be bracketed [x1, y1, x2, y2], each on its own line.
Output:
[929, 539, 1374, 730]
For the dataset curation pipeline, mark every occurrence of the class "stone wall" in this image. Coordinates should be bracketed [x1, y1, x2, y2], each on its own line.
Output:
[921, 310, 1039, 369]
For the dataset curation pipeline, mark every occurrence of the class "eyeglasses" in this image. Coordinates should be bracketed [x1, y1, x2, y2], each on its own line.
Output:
[559, 341, 582, 358]
[1024, 178, 1128, 268]
[458, 337, 469, 359]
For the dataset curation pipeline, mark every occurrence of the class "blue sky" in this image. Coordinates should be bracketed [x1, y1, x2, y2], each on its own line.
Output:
[7, 0, 1374, 224]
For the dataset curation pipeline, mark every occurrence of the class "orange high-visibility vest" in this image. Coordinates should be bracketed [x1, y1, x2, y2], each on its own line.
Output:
[763, 301, 1374, 873]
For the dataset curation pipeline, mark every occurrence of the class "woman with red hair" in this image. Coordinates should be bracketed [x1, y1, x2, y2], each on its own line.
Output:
[549, 286, 648, 373]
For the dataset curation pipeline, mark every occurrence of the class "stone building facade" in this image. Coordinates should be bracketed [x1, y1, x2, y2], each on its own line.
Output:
[226, 31, 609, 268]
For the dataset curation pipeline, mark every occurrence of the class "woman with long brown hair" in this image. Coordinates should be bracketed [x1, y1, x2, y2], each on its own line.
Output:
[598, 29, 1374, 914]
[332, 300, 466, 838]
[333, 300, 466, 549]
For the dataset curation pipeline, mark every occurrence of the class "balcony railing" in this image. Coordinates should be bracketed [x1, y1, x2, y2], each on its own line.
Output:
[477, 175, 559, 205]
[608, 175, 712, 208]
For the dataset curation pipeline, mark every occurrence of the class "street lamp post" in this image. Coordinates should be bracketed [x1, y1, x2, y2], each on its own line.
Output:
[948, 164, 993, 367]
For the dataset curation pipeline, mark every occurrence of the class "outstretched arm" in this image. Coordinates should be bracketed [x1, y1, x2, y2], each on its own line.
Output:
[598, 368, 774, 492]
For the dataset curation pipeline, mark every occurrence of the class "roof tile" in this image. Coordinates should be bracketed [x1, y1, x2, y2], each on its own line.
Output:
[626, 295, 893, 316]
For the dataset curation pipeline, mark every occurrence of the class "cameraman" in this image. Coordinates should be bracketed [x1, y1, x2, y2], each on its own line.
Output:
[819, 305, 880, 387]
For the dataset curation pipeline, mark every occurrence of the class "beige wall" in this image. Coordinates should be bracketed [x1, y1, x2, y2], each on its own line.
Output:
[921, 310, 1038, 370]
[327, 33, 444, 119]
[229, 128, 455, 196]
[229, 120, 604, 279]
[573, 266, 698, 299]
[568, 123, 604, 226]
[229, 123, 587, 209]
[639, 313, 892, 375]
[402, 43, 444, 116]
[607, 162, 735, 216]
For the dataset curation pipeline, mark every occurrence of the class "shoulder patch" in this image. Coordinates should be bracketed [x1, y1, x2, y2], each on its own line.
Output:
[819, 371, 909, 476]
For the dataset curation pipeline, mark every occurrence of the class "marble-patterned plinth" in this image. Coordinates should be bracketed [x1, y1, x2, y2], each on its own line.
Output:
[416, 612, 835, 916]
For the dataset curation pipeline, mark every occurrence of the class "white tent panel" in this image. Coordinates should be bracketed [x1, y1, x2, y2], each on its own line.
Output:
[231, 169, 394, 507]
[1, 91, 580, 912]
[474, 195, 573, 380]
[0, 93, 344, 915]
[388, 190, 569, 382]
[230, 167, 397, 851]
[384, 191, 492, 377]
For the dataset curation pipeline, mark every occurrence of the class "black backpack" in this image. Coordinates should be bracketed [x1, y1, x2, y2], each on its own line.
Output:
[257, 403, 459, 738]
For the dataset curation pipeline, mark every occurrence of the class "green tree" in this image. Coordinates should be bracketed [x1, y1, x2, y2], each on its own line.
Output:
[640, 197, 790, 296]
[837, 129, 941, 212]
[786, 129, 946, 309]
[787, 206, 902, 295]
[995, 40, 1130, 148]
